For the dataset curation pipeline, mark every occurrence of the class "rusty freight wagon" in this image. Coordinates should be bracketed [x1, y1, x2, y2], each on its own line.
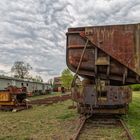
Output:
[66, 23, 140, 114]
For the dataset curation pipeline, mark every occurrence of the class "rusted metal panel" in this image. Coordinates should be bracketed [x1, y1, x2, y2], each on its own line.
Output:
[72, 84, 131, 115]
[82, 85, 132, 107]
[135, 25, 140, 74]
[83, 85, 96, 106]
[72, 85, 131, 106]
[66, 23, 140, 85]
[83, 108, 127, 114]
[67, 23, 140, 75]
[84, 25, 139, 74]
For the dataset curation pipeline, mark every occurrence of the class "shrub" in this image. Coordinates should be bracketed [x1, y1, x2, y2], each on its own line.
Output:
[130, 84, 140, 91]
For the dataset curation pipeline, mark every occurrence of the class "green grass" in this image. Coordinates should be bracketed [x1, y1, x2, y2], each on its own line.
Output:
[79, 121, 128, 140]
[0, 92, 139, 140]
[0, 100, 78, 140]
[124, 92, 140, 140]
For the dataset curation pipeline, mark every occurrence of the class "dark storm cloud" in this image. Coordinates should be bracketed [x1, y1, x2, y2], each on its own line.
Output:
[0, 0, 140, 81]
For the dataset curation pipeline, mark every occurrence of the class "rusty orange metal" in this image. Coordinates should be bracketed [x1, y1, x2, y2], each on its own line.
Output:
[84, 24, 140, 75]
[66, 23, 140, 85]
[0, 91, 11, 102]
[66, 23, 139, 115]
[0, 86, 28, 111]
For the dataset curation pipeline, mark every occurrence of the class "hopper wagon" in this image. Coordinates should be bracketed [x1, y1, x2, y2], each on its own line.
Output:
[66, 23, 140, 114]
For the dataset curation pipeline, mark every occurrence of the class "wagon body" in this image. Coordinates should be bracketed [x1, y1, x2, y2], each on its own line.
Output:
[66, 23, 140, 85]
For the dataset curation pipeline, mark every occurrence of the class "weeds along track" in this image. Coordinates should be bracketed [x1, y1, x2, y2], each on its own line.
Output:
[71, 115, 134, 140]
[29, 94, 71, 105]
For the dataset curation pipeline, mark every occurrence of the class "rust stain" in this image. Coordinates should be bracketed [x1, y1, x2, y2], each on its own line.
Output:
[85, 25, 136, 70]
[67, 23, 140, 85]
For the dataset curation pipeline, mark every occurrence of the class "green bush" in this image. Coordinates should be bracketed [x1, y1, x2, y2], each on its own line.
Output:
[130, 84, 140, 91]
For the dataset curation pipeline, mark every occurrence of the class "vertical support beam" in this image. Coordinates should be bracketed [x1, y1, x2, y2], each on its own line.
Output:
[123, 68, 128, 84]
[107, 56, 110, 85]
[95, 47, 98, 77]
[135, 24, 140, 75]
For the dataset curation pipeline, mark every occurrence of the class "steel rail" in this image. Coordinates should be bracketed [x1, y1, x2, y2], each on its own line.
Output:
[119, 119, 135, 140]
[70, 115, 91, 140]
[71, 117, 86, 140]
[70, 116, 135, 140]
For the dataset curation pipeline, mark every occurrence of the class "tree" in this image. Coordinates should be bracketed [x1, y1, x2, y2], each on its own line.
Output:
[35, 75, 43, 82]
[11, 61, 32, 79]
[61, 68, 73, 90]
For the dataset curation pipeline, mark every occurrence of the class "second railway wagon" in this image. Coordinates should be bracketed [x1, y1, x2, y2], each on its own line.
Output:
[66, 23, 140, 114]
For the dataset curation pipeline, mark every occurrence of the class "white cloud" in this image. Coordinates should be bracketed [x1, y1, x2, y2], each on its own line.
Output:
[0, 0, 140, 81]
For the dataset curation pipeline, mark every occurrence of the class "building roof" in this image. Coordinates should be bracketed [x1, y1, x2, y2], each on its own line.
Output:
[53, 76, 62, 85]
[0, 75, 43, 84]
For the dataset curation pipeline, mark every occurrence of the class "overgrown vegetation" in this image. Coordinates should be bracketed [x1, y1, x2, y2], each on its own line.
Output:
[130, 84, 140, 91]
[61, 68, 73, 90]
[123, 92, 140, 140]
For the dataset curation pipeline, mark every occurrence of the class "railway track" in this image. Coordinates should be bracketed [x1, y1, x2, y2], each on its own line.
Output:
[71, 115, 134, 140]
[29, 94, 71, 105]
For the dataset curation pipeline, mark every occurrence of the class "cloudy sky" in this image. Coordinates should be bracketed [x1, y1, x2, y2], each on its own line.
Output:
[0, 0, 140, 81]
